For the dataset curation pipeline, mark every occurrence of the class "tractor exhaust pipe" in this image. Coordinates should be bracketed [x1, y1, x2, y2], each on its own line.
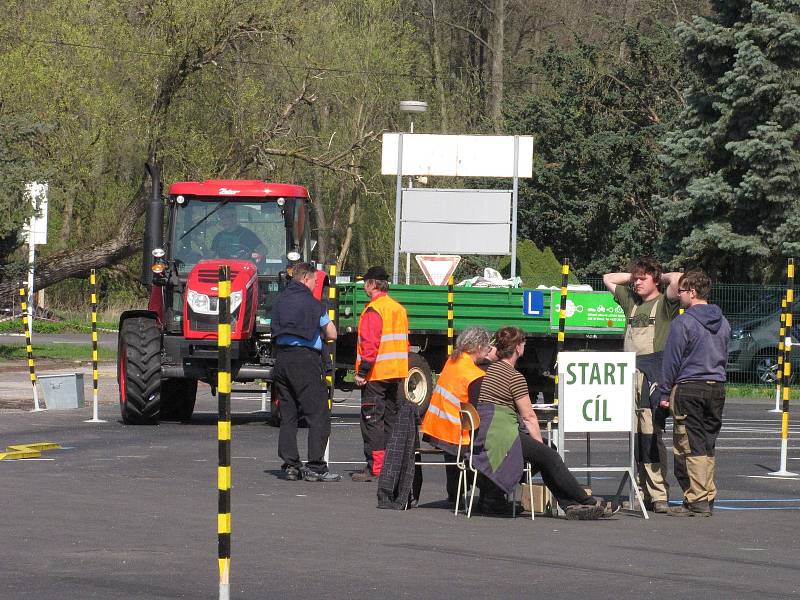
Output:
[141, 162, 164, 286]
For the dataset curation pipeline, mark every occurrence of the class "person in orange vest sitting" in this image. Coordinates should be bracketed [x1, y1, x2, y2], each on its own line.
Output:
[419, 327, 493, 504]
[351, 266, 410, 481]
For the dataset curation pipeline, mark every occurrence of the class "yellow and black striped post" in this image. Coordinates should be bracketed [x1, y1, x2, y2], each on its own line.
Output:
[326, 264, 338, 410]
[216, 265, 232, 600]
[324, 265, 338, 464]
[553, 258, 570, 405]
[771, 258, 796, 476]
[772, 292, 788, 412]
[19, 285, 42, 412]
[447, 275, 455, 356]
[86, 269, 105, 423]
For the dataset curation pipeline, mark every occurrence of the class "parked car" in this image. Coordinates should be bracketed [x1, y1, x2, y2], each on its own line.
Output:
[727, 308, 800, 384]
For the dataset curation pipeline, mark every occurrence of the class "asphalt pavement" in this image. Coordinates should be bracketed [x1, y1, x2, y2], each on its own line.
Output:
[1, 366, 800, 599]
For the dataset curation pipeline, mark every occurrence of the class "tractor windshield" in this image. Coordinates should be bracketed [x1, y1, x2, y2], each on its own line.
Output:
[171, 199, 291, 276]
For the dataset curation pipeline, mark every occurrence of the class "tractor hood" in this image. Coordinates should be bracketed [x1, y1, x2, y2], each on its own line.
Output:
[183, 259, 259, 340]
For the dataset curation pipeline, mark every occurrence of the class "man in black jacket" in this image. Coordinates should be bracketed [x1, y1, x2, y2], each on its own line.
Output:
[658, 270, 730, 517]
[271, 262, 340, 482]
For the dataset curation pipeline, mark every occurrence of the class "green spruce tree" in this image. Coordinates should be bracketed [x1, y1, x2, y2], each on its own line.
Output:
[658, 1, 800, 282]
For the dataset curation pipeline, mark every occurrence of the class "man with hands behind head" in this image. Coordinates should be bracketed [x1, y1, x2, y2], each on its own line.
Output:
[603, 258, 682, 513]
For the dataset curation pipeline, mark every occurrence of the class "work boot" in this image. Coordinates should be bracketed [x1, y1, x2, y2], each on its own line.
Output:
[564, 503, 605, 520]
[669, 501, 711, 517]
[651, 501, 670, 514]
[304, 470, 342, 482]
[283, 466, 301, 481]
[350, 467, 375, 482]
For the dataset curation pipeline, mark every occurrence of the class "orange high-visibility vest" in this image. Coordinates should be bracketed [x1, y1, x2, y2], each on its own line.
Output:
[420, 352, 485, 446]
[356, 294, 409, 381]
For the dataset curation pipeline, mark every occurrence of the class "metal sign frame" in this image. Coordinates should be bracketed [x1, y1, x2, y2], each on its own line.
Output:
[556, 351, 649, 518]
[390, 133, 528, 284]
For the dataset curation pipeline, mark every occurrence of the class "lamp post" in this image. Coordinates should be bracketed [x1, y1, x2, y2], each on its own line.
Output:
[397, 101, 428, 284]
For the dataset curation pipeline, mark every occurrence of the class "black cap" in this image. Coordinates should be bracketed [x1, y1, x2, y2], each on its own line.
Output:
[363, 266, 389, 281]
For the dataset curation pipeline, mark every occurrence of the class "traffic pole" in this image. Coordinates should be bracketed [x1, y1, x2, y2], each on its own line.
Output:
[771, 258, 797, 476]
[770, 292, 788, 413]
[19, 285, 43, 412]
[86, 269, 106, 423]
[217, 265, 232, 600]
[447, 275, 455, 356]
[324, 264, 338, 464]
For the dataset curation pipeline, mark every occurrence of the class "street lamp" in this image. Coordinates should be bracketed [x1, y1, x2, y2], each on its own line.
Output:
[399, 100, 428, 133]
[397, 101, 428, 283]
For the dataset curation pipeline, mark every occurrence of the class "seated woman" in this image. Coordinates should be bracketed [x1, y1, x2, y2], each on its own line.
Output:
[419, 327, 493, 504]
[472, 326, 605, 519]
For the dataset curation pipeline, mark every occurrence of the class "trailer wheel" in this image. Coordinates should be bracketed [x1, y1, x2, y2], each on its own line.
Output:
[402, 353, 433, 416]
[118, 317, 162, 425]
[160, 378, 198, 422]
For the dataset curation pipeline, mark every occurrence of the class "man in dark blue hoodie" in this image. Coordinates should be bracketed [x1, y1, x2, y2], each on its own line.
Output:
[658, 270, 730, 517]
[271, 262, 340, 482]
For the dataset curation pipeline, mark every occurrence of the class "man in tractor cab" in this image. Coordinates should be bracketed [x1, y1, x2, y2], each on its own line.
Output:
[211, 207, 266, 261]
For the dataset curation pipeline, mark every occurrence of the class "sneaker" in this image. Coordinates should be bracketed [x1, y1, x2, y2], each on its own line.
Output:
[350, 468, 375, 482]
[564, 503, 605, 520]
[284, 466, 301, 481]
[304, 470, 342, 482]
[652, 500, 670, 514]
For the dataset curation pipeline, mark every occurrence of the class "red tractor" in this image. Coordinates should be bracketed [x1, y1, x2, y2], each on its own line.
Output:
[117, 166, 313, 424]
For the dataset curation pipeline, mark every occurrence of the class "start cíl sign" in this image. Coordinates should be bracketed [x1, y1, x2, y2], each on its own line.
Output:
[558, 351, 636, 433]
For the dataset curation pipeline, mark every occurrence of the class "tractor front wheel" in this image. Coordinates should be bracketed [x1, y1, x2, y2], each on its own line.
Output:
[118, 317, 162, 425]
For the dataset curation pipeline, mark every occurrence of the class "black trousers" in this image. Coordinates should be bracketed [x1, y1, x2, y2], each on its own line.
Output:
[519, 434, 594, 509]
[273, 346, 330, 474]
[360, 379, 401, 471]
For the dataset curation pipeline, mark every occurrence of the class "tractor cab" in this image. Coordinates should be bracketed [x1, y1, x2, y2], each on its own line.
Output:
[153, 180, 311, 338]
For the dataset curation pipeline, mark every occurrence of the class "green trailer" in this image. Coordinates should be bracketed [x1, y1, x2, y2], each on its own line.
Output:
[334, 282, 625, 412]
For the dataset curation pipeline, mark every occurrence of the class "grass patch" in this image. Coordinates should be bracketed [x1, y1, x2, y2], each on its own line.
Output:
[727, 383, 800, 400]
[0, 343, 117, 362]
[0, 318, 117, 335]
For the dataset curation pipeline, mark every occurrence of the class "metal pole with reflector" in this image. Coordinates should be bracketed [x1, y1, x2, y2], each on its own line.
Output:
[217, 265, 232, 600]
[86, 269, 105, 423]
[770, 258, 797, 477]
[19, 285, 42, 412]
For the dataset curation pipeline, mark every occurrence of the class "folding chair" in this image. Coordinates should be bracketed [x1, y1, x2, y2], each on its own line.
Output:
[414, 403, 481, 517]
[455, 404, 481, 518]
[512, 463, 536, 521]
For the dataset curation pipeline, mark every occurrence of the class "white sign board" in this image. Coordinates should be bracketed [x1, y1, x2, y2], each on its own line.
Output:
[400, 188, 512, 254]
[382, 134, 533, 178]
[24, 182, 49, 245]
[415, 255, 461, 286]
[558, 351, 636, 433]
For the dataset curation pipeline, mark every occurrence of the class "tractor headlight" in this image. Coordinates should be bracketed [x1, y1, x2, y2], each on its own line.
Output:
[230, 291, 243, 313]
[187, 290, 212, 314]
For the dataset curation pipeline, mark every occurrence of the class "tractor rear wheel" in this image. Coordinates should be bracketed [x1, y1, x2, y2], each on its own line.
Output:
[118, 317, 162, 425]
[160, 378, 198, 422]
[401, 353, 434, 416]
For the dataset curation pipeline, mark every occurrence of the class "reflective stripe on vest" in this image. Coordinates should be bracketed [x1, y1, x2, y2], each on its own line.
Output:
[420, 353, 485, 446]
[356, 294, 409, 381]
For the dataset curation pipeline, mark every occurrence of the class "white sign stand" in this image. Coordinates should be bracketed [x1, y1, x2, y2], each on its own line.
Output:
[557, 351, 648, 518]
[24, 183, 48, 338]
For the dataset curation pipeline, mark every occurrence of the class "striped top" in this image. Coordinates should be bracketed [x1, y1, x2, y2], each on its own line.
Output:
[478, 360, 529, 412]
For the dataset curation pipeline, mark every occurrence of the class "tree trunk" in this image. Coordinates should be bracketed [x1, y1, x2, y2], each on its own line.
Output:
[488, 0, 505, 132]
[618, 0, 637, 62]
[429, 0, 449, 132]
[0, 187, 146, 301]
